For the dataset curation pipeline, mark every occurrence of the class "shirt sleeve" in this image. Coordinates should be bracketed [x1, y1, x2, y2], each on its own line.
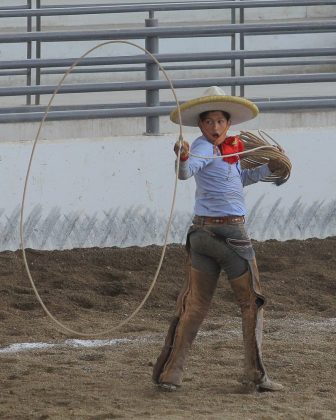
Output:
[240, 163, 272, 186]
[175, 138, 214, 180]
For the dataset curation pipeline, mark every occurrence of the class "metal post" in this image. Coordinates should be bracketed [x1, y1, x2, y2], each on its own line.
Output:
[230, 7, 236, 96]
[35, 0, 41, 105]
[26, 0, 32, 105]
[239, 2, 245, 97]
[145, 12, 160, 135]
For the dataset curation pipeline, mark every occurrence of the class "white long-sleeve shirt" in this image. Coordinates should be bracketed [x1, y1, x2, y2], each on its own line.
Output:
[177, 135, 272, 217]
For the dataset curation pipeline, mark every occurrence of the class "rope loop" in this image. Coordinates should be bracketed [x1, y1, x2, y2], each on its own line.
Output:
[20, 40, 183, 338]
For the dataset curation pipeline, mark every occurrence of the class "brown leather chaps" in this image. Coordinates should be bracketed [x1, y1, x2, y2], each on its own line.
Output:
[229, 259, 270, 386]
[152, 258, 270, 388]
[152, 259, 218, 386]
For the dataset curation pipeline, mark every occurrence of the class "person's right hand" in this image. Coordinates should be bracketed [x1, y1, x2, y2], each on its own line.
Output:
[174, 140, 190, 161]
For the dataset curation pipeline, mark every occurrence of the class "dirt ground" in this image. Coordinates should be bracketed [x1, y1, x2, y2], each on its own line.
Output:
[0, 237, 335, 419]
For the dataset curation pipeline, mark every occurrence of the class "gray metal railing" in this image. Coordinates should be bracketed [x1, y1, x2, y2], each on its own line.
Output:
[2, 22, 336, 43]
[2, 1, 335, 16]
[0, 0, 335, 134]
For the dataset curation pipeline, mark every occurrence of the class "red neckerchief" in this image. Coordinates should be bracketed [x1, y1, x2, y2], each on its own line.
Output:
[219, 136, 244, 164]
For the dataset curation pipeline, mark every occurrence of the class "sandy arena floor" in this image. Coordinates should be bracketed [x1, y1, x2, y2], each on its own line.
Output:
[0, 237, 335, 419]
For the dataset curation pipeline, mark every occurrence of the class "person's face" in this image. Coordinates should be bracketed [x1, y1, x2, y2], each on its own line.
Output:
[198, 111, 231, 145]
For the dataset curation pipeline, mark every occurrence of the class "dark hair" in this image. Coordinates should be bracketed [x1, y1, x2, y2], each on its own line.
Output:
[199, 110, 231, 121]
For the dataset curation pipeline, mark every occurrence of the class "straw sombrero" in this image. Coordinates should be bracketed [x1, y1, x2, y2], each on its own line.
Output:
[170, 86, 259, 126]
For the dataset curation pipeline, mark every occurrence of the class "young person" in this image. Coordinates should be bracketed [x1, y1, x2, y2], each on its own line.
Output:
[152, 86, 284, 392]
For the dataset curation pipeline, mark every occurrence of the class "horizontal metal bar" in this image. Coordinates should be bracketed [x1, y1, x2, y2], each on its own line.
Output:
[0, 21, 335, 43]
[253, 95, 336, 102]
[246, 59, 336, 67]
[1, 1, 336, 17]
[41, 67, 146, 74]
[1, 96, 334, 114]
[0, 98, 335, 123]
[0, 101, 172, 113]
[1, 48, 335, 70]
[40, 63, 234, 74]
[0, 5, 28, 11]
[0, 70, 27, 76]
[0, 73, 335, 97]
[0, 106, 173, 122]
[257, 99, 336, 111]
[36, 59, 336, 75]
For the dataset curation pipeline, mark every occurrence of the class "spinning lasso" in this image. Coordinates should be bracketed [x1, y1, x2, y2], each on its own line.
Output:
[20, 40, 290, 337]
[20, 40, 184, 337]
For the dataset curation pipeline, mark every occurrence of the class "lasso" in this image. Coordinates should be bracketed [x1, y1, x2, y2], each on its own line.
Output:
[20, 40, 184, 337]
[20, 40, 289, 337]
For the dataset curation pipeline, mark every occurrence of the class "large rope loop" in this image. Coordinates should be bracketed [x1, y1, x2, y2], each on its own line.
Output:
[20, 40, 184, 337]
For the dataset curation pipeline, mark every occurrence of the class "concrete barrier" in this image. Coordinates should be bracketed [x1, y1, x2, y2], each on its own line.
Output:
[1, 120, 335, 251]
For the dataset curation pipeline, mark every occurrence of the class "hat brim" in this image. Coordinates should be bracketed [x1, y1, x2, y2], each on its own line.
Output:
[170, 95, 259, 126]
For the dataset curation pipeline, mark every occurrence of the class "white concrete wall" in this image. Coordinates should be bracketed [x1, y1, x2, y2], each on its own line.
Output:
[1, 122, 336, 251]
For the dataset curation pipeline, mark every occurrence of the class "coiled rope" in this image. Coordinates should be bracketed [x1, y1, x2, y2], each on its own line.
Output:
[239, 130, 292, 185]
[188, 131, 291, 184]
[20, 40, 291, 337]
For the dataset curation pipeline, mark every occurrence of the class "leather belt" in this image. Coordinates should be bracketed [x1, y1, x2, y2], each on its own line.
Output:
[193, 215, 245, 225]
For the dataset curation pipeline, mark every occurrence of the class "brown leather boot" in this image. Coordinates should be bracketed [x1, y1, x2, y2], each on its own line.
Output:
[152, 261, 218, 389]
[230, 260, 283, 392]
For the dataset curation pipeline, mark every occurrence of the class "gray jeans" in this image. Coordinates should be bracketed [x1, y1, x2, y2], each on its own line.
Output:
[187, 222, 255, 280]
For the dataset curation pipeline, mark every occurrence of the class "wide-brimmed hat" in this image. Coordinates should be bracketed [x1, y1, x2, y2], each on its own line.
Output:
[170, 86, 259, 126]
